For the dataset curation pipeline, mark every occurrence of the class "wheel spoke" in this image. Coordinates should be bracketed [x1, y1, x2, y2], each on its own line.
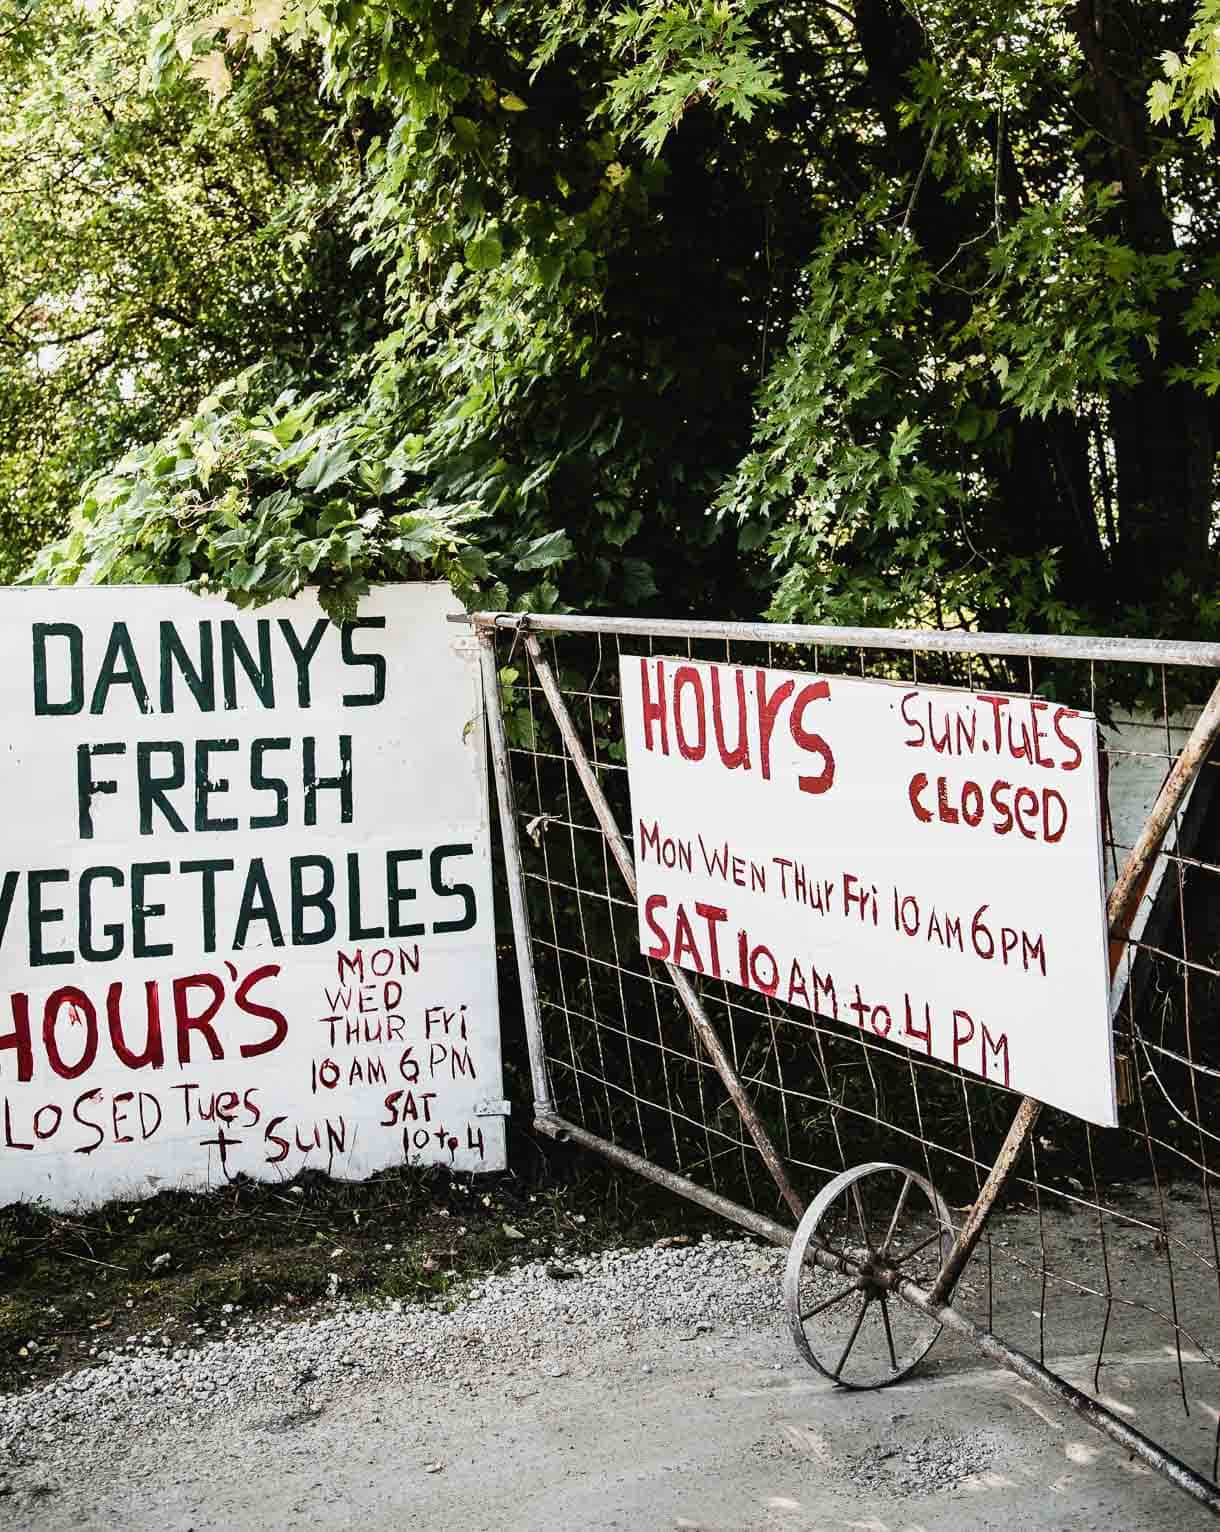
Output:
[882, 1175, 913, 1256]
[878, 1294, 900, 1373]
[891, 1225, 947, 1267]
[832, 1293, 872, 1380]
[809, 1231, 856, 1270]
[850, 1182, 877, 1253]
[799, 1281, 861, 1323]
[788, 1167, 953, 1388]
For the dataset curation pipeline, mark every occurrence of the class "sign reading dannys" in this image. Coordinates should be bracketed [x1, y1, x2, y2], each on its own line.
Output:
[620, 657, 1116, 1127]
[0, 585, 504, 1208]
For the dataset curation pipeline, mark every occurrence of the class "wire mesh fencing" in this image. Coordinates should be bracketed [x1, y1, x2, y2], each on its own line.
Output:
[472, 611, 1220, 1514]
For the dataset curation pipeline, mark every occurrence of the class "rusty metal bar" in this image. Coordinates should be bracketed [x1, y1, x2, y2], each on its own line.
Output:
[477, 630, 554, 1115]
[468, 611, 1220, 672]
[522, 630, 807, 1223]
[1107, 678, 1220, 973]
[535, 1111, 794, 1246]
[894, 1274, 1220, 1517]
[929, 675, 1220, 1305]
[928, 1096, 1041, 1305]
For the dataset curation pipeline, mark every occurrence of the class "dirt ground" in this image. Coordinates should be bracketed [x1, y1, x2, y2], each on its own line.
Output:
[5, 1303, 1218, 1532]
[5, 1182, 1220, 1532]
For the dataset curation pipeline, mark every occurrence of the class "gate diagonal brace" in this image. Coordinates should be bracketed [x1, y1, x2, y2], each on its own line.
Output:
[520, 630, 806, 1224]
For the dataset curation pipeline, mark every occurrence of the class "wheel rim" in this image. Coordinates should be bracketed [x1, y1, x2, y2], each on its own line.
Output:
[783, 1161, 955, 1390]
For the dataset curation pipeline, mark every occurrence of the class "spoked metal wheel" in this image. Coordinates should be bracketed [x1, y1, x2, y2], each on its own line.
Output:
[783, 1161, 955, 1389]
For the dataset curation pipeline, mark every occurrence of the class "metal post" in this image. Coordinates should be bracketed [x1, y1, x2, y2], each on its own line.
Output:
[1106, 677, 1220, 973]
[928, 1096, 1040, 1305]
[477, 629, 554, 1115]
[522, 631, 806, 1223]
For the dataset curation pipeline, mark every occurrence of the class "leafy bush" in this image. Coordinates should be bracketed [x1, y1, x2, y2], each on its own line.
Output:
[26, 371, 571, 620]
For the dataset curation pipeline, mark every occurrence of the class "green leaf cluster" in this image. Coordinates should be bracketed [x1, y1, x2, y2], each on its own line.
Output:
[1148, 0, 1220, 146]
[602, 1, 785, 154]
[0, 0, 376, 581]
[24, 369, 574, 620]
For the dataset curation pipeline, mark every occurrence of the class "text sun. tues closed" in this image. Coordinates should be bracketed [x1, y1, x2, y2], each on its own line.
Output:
[620, 655, 1115, 1127]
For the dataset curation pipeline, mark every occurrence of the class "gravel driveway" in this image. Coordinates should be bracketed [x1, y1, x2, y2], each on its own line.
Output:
[3, 1233, 1216, 1530]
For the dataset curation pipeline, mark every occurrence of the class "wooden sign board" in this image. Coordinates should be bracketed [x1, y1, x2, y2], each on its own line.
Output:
[621, 656, 1116, 1127]
[0, 584, 504, 1208]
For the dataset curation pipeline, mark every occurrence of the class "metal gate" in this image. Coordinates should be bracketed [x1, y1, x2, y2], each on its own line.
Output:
[468, 610, 1220, 1517]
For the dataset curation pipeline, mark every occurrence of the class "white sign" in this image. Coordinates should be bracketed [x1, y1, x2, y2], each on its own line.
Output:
[0, 584, 504, 1209]
[621, 656, 1116, 1127]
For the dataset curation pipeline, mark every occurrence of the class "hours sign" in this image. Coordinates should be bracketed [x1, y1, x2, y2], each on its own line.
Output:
[0, 584, 504, 1208]
[620, 656, 1116, 1127]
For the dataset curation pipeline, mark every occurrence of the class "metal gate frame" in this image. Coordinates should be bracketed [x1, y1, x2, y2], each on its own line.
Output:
[469, 609, 1220, 1517]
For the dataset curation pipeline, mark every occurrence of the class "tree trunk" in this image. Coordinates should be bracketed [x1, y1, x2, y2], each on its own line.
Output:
[1070, 0, 1215, 609]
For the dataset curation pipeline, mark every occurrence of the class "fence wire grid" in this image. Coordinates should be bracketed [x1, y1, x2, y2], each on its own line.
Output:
[479, 614, 1220, 1499]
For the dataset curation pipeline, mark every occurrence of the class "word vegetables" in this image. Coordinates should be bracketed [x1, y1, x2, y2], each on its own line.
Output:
[0, 585, 504, 1207]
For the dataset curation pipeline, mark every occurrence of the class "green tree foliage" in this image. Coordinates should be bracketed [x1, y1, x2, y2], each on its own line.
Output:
[1149, 0, 1220, 146]
[0, 0, 378, 582]
[19, 0, 1220, 632]
[25, 371, 516, 619]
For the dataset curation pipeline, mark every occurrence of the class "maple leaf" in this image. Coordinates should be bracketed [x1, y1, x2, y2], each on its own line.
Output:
[190, 49, 233, 104]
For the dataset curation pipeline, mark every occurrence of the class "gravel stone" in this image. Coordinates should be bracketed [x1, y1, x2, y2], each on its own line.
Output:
[0, 1237, 787, 1494]
[839, 1429, 1000, 1497]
